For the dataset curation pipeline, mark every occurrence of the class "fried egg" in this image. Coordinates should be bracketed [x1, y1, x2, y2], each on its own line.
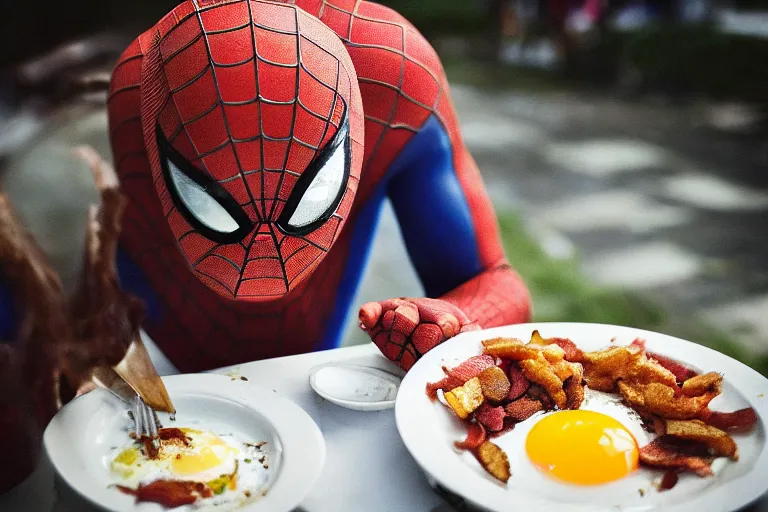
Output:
[526, 409, 639, 485]
[108, 427, 270, 509]
[485, 387, 654, 499]
[520, 389, 649, 485]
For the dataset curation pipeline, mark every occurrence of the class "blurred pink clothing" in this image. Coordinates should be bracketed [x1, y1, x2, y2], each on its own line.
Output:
[584, 0, 602, 21]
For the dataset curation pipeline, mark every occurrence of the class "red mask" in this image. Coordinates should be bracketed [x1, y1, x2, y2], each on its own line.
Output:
[137, 0, 363, 300]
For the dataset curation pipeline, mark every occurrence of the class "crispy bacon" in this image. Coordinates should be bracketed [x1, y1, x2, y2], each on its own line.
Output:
[496, 358, 511, 376]
[526, 385, 554, 410]
[662, 419, 738, 460]
[159, 428, 189, 446]
[440, 330, 760, 487]
[454, 422, 486, 451]
[506, 363, 530, 401]
[699, 407, 759, 433]
[475, 402, 505, 432]
[519, 359, 567, 410]
[477, 366, 511, 403]
[137, 436, 160, 459]
[488, 417, 517, 438]
[504, 397, 543, 421]
[639, 438, 713, 477]
[474, 441, 510, 483]
[643, 382, 717, 420]
[548, 338, 584, 362]
[426, 355, 495, 399]
[659, 470, 679, 491]
[681, 372, 722, 397]
[648, 353, 697, 383]
[117, 480, 213, 507]
[564, 366, 585, 410]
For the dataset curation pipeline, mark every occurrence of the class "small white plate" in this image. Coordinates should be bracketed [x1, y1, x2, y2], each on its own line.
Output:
[309, 363, 401, 411]
[396, 322, 768, 512]
[44, 373, 325, 512]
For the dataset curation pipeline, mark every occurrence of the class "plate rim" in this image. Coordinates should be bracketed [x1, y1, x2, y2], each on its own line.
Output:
[44, 373, 326, 512]
[395, 322, 768, 512]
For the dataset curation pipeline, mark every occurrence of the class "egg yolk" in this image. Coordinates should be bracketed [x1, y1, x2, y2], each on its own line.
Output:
[171, 429, 237, 476]
[525, 410, 639, 485]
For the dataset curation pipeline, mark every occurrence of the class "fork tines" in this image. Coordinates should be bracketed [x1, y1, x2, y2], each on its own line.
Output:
[133, 394, 161, 438]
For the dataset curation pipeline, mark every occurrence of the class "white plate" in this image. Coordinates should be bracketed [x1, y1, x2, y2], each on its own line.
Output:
[395, 322, 768, 512]
[44, 373, 325, 512]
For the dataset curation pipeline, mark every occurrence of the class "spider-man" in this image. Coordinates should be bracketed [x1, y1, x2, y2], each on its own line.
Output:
[2, 0, 532, 373]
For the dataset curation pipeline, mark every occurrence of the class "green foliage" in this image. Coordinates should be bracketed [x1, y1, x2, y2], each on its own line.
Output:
[441, 57, 567, 92]
[617, 24, 768, 102]
[375, 0, 487, 36]
[497, 212, 768, 376]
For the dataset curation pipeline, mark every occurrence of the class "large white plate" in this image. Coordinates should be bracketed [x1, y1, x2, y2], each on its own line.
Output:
[44, 373, 325, 512]
[395, 323, 768, 512]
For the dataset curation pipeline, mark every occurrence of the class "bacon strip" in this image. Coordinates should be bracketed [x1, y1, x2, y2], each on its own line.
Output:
[548, 337, 584, 362]
[488, 417, 517, 438]
[159, 427, 189, 445]
[504, 397, 543, 421]
[659, 470, 679, 491]
[506, 363, 530, 401]
[426, 355, 495, 399]
[117, 480, 213, 507]
[628, 338, 697, 383]
[639, 438, 713, 477]
[700, 408, 758, 433]
[475, 402, 505, 432]
[564, 366, 585, 410]
[454, 422, 486, 451]
[649, 353, 698, 383]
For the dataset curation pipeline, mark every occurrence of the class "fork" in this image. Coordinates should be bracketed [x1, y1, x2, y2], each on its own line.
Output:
[130, 394, 162, 438]
[91, 365, 162, 438]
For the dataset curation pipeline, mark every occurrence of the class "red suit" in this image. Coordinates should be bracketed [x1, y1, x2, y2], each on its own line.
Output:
[106, 0, 532, 372]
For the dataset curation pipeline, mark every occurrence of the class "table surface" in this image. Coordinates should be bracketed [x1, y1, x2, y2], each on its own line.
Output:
[0, 343, 456, 512]
[2, 342, 767, 512]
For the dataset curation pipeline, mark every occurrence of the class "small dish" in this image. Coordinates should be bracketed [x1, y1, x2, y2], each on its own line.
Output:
[44, 373, 325, 512]
[309, 363, 401, 411]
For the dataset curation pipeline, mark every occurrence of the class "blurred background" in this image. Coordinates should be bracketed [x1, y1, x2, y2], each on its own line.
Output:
[0, 0, 767, 375]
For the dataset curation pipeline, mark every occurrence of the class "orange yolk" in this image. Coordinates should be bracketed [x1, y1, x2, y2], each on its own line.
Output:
[525, 410, 639, 485]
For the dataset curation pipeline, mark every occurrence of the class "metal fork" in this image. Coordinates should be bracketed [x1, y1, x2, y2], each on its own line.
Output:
[91, 366, 162, 438]
[130, 394, 162, 438]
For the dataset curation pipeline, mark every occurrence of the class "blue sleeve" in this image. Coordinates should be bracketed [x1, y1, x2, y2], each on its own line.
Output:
[385, 115, 483, 298]
[0, 276, 17, 342]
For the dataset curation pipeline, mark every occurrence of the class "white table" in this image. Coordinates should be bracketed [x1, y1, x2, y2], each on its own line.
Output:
[0, 344, 457, 512]
[3, 342, 767, 512]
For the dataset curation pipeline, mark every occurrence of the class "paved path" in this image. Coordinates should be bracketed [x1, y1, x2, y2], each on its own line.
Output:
[449, 85, 768, 358]
[2, 84, 767, 358]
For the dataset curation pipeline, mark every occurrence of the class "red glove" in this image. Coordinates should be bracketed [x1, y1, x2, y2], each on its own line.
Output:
[359, 297, 480, 371]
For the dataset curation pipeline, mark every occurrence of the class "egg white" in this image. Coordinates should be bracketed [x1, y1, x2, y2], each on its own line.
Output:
[107, 427, 270, 510]
[456, 387, 718, 507]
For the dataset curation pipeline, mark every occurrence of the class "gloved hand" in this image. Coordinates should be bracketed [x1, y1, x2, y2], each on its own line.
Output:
[359, 297, 480, 371]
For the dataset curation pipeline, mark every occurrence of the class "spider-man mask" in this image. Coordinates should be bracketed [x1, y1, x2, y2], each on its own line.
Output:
[138, 0, 363, 301]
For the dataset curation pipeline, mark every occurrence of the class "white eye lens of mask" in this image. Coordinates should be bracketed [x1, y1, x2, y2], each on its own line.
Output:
[167, 159, 239, 233]
[287, 139, 347, 228]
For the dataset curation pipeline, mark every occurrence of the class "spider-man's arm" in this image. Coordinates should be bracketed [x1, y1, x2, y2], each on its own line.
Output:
[355, 3, 531, 370]
[384, 115, 531, 325]
[359, 116, 532, 370]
